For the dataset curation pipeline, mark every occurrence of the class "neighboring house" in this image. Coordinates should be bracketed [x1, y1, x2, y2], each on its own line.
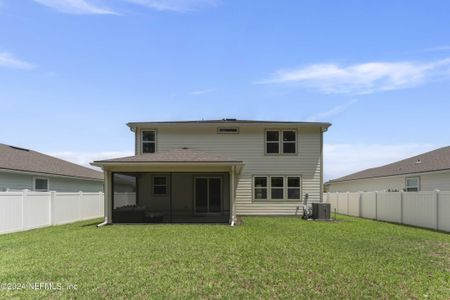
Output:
[326, 146, 450, 193]
[92, 119, 331, 225]
[0, 143, 104, 192]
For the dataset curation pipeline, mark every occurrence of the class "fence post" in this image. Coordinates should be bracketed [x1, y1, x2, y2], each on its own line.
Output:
[49, 191, 55, 225]
[78, 191, 82, 221]
[435, 190, 439, 230]
[99, 192, 103, 217]
[400, 191, 403, 224]
[336, 192, 339, 213]
[21, 190, 26, 230]
[359, 192, 362, 217]
[346, 192, 350, 215]
[375, 191, 378, 220]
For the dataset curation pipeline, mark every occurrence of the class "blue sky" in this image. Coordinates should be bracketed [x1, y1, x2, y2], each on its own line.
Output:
[1, 0, 449, 180]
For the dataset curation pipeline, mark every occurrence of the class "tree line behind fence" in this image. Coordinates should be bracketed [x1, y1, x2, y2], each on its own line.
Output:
[0, 191, 104, 235]
[324, 191, 450, 232]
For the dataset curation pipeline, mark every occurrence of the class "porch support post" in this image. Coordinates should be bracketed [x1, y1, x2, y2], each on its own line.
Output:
[230, 165, 236, 226]
[104, 170, 112, 224]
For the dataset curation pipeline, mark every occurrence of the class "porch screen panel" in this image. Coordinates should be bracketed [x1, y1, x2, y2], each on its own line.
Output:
[209, 178, 221, 213]
[195, 178, 208, 213]
[112, 173, 141, 223]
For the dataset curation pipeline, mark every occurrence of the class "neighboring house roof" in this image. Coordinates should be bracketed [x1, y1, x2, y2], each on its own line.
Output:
[127, 119, 331, 129]
[0, 143, 103, 181]
[92, 148, 243, 165]
[327, 146, 450, 184]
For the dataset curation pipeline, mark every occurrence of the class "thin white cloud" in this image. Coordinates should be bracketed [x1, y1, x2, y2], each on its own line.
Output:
[423, 45, 450, 52]
[190, 88, 215, 95]
[0, 52, 35, 70]
[258, 58, 450, 95]
[324, 143, 436, 181]
[126, 0, 219, 12]
[33, 0, 118, 15]
[48, 151, 134, 170]
[306, 99, 358, 121]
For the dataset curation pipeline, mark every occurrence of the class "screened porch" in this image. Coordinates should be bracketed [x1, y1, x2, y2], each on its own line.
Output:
[112, 172, 230, 223]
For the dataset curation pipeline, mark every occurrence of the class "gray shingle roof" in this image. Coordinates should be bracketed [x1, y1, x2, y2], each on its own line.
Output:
[127, 119, 331, 128]
[93, 148, 243, 164]
[327, 146, 450, 184]
[0, 143, 103, 181]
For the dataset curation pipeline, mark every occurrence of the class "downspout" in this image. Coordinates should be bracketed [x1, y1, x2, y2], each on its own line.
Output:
[97, 169, 110, 227]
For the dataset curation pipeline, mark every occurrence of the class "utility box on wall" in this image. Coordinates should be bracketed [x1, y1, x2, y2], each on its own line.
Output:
[312, 203, 331, 220]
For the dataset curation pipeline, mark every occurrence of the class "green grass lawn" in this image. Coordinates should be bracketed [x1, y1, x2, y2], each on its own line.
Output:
[0, 216, 449, 299]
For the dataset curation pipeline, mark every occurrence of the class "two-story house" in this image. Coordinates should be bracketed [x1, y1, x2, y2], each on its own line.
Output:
[92, 119, 331, 225]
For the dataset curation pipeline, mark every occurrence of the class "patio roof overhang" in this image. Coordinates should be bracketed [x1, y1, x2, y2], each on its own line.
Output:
[91, 149, 245, 173]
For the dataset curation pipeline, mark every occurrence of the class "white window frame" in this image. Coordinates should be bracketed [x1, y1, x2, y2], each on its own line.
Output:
[286, 176, 301, 200]
[253, 176, 269, 200]
[253, 175, 302, 201]
[141, 130, 157, 154]
[33, 177, 49, 192]
[151, 175, 169, 196]
[405, 176, 420, 192]
[270, 176, 285, 200]
[264, 129, 297, 155]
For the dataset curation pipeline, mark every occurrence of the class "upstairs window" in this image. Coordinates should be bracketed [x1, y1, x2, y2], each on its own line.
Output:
[142, 130, 156, 153]
[34, 178, 49, 192]
[266, 131, 280, 154]
[406, 177, 420, 192]
[265, 130, 297, 154]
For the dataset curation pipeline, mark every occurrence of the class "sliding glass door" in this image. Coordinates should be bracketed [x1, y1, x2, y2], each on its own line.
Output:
[194, 177, 222, 214]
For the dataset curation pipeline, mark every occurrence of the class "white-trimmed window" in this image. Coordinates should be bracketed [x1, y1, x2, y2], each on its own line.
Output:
[265, 130, 296, 154]
[287, 177, 301, 199]
[271, 177, 284, 199]
[406, 177, 420, 192]
[254, 176, 301, 200]
[152, 176, 168, 195]
[254, 177, 268, 200]
[34, 178, 49, 192]
[142, 130, 156, 153]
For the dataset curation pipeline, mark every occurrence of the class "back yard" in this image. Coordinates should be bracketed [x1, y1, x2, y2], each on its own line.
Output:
[0, 216, 449, 299]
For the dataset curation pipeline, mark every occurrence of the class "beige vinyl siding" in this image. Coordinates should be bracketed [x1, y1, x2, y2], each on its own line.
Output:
[137, 126, 322, 215]
[327, 170, 450, 192]
[420, 171, 450, 191]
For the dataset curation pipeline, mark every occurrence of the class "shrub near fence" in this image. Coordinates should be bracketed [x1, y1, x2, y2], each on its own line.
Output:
[325, 191, 450, 232]
[0, 191, 104, 235]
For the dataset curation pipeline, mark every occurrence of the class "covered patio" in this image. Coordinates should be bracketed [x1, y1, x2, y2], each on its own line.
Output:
[92, 149, 243, 224]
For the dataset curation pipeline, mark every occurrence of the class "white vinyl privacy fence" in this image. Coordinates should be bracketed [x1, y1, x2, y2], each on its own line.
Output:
[0, 191, 104, 235]
[325, 191, 450, 232]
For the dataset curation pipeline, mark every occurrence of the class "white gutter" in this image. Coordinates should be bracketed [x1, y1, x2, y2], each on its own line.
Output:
[91, 161, 245, 168]
[127, 122, 332, 130]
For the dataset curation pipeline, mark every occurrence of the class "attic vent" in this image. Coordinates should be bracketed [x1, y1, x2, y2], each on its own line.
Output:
[217, 127, 239, 134]
[9, 146, 30, 152]
[416, 159, 422, 164]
